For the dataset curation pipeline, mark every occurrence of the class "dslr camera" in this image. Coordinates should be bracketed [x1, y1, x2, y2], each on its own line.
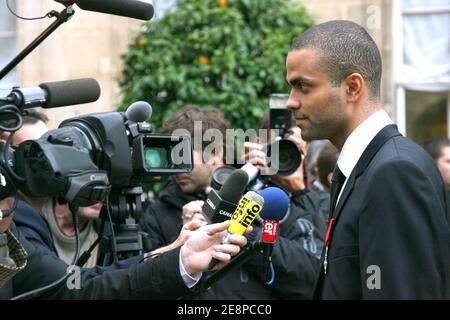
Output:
[212, 93, 302, 192]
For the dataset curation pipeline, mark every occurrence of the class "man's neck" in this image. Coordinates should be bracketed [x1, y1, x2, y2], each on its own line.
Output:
[332, 103, 381, 151]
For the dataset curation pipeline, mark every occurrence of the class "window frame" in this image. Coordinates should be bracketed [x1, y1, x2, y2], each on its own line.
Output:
[392, 0, 450, 137]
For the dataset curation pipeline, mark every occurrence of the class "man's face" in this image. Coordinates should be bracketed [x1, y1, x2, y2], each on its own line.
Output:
[437, 146, 450, 190]
[78, 202, 102, 220]
[285, 48, 349, 142]
[175, 150, 222, 194]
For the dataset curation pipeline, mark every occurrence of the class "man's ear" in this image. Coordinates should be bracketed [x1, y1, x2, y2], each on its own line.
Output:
[343, 73, 364, 102]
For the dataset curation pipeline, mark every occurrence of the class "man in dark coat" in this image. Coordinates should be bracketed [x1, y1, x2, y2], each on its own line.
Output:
[285, 20, 450, 299]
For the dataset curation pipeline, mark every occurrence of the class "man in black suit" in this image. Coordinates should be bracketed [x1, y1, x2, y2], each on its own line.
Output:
[285, 20, 450, 299]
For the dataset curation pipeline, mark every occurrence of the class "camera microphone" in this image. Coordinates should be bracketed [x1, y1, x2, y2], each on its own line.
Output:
[5, 78, 100, 109]
[202, 169, 248, 224]
[125, 101, 152, 123]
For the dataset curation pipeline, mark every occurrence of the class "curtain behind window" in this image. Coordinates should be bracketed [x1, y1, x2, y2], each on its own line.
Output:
[402, 0, 450, 92]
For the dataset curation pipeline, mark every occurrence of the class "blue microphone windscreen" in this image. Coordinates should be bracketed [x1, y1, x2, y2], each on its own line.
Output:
[259, 187, 289, 221]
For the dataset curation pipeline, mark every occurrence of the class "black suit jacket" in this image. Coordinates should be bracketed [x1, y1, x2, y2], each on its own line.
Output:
[314, 125, 450, 299]
[0, 223, 191, 299]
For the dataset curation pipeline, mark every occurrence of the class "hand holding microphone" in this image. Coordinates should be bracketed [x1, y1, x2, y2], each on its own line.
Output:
[180, 220, 248, 275]
[208, 190, 264, 270]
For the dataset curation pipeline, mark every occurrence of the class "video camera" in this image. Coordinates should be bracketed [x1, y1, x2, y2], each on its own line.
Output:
[0, 79, 193, 210]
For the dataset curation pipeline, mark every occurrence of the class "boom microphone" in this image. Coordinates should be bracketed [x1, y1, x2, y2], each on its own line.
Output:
[202, 169, 248, 224]
[75, 0, 154, 21]
[258, 187, 289, 283]
[5, 78, 101, 109]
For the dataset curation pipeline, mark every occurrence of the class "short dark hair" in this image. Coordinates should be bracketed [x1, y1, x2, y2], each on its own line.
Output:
[23, 109, 49, 125]
[424, 138, 450, 161]
[316, 142, 339, 189]
[290, 20, 382, 98]
[160, 105, 230, 153]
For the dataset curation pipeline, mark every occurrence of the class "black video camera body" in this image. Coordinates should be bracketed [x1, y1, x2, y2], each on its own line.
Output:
[0, 103, 193, 207]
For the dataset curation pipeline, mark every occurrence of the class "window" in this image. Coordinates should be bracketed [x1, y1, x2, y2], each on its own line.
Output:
[0, 1, 17, 88]
[393, 0, 450, 143]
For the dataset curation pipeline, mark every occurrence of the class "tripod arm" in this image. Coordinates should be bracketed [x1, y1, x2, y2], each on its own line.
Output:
[0, 6, 75, 80]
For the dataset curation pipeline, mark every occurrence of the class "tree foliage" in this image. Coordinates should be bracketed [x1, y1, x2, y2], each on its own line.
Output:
[118, 0, 314, 130]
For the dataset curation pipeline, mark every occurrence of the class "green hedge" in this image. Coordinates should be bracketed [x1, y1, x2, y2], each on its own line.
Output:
[118, 0, 314, 131]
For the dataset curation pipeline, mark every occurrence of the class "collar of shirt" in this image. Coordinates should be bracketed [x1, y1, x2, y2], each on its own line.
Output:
[337, 110, 394, 179]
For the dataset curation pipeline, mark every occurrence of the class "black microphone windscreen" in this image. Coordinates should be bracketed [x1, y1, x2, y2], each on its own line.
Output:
[76, 0, 154, 21]
[39, 78, 101, 109]
[125, 101, 152, 122]
[218, 169, 248, 204]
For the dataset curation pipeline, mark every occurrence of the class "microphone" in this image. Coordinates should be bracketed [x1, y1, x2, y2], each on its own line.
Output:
[258, 187, 289, 284]
[125, 101, 152, 122]
[226, 191, 264, 238]
[202, 169, 248, 224]
[208, 190, 264, 270]
[75, 0, 154, 21]
[5, 78, 100, 109]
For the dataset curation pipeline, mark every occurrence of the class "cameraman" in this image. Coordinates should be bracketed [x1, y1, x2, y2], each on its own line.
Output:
[139, 106, 229, 249]
[8, 111, 107, 268]
[0, 113, 249, 299]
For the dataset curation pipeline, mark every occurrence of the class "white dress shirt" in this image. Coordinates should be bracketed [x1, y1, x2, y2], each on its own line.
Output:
[335, 110, 394, 205]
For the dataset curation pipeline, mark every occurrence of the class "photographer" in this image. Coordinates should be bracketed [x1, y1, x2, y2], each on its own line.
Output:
[139, 106, 229, 250]
[188, 113, 327, 299]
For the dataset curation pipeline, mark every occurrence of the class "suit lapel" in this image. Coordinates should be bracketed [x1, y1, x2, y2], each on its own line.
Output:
[332, 124, 401, 223]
